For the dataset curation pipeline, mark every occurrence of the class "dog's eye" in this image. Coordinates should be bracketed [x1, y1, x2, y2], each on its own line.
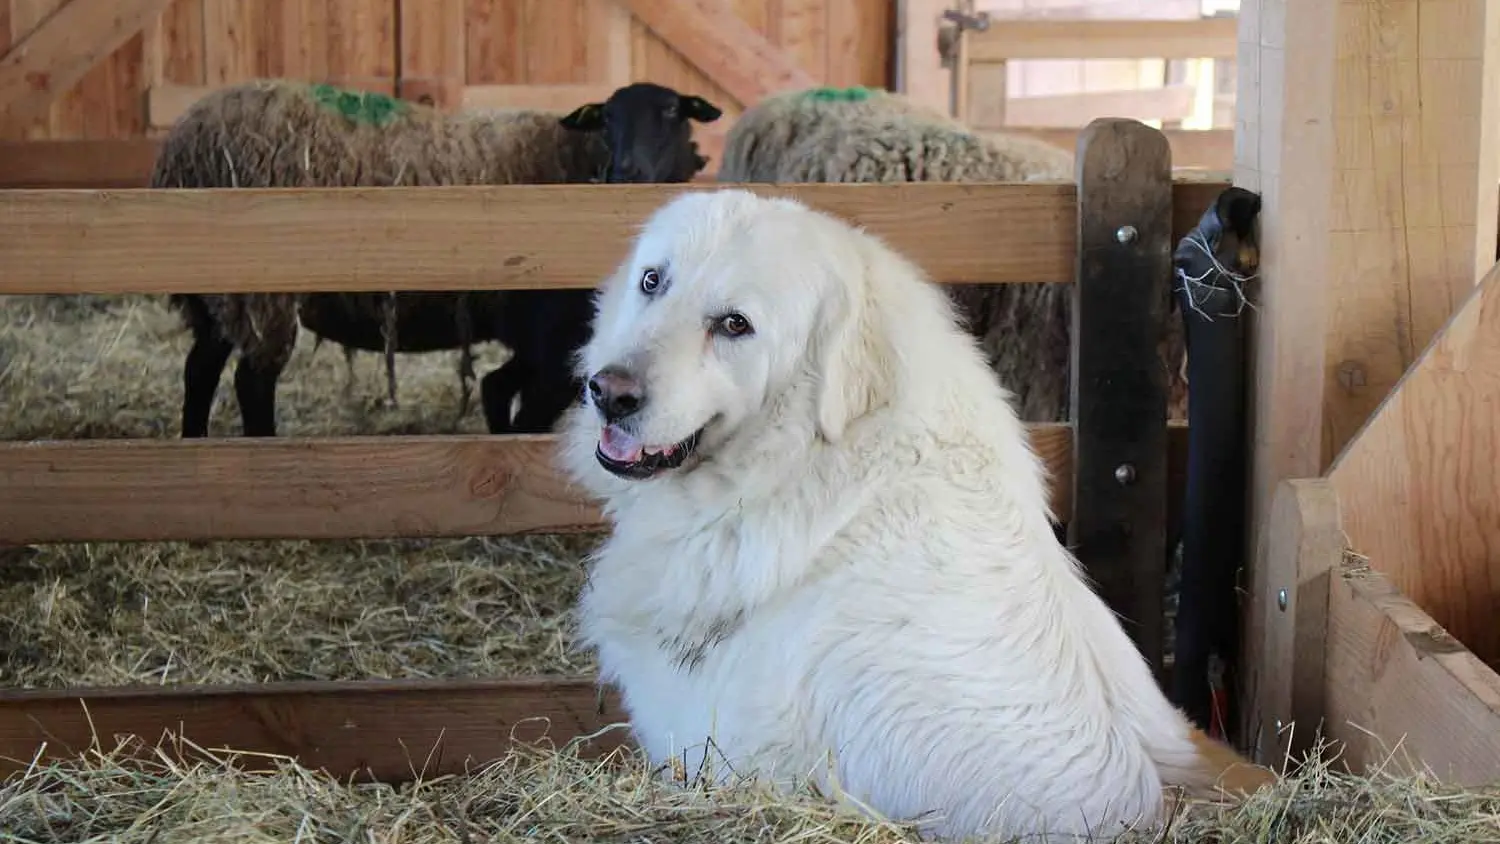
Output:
[716, 312, 753, 337]
[640, 268, 662, 294]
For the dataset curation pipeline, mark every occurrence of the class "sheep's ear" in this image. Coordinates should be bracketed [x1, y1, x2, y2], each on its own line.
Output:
[560, 103, 605, 131]
[814, 262, 896, 443]
[679, 95, 723, 123]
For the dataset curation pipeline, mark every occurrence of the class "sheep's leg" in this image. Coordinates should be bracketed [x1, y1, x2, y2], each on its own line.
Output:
[479, 360, 528, 434]
[380, 292, 399, 409]
[455, 343, 476, 422]
[342, 346, 358, 398]
[234, 354, 288, 437]
[182, 330, 234, 438]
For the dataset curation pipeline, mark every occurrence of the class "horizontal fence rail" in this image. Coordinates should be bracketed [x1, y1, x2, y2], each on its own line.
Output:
[968, 18, 1239, 63]
[0, 424, 1187, 544]
[0, 677, 628, 783]
[0, 181, 1226, 295]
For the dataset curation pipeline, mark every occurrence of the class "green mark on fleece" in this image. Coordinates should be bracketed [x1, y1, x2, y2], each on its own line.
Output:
[802, 86, 880, 102]
[308, 83, 410, 126]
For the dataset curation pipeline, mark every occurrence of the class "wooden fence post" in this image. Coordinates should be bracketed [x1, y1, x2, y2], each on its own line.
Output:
[1070, 117, 1173, 677]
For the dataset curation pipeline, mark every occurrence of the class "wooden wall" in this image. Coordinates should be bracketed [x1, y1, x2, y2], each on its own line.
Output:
[0, 0, 892, 142]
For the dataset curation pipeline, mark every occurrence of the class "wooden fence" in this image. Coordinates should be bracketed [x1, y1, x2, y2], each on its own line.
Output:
[0, 119, 1226, 783]
[946, 14, 1236, 169]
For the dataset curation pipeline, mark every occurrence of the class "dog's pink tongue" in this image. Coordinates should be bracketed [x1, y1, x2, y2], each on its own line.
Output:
[599, 424, 644, 463]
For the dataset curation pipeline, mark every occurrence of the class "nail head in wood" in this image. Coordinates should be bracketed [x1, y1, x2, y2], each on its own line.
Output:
[1114, 463, 1137, 485]
[1115, 225, 1137, 243]
[1277, 588, 1288, 611]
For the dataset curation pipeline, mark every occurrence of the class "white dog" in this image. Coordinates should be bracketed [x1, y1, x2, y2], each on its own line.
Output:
[556, 188, 1273, 841]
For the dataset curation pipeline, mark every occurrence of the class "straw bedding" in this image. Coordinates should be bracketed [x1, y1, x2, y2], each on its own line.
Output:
[0, 293, 597, 689]
[3, 731, 1498, 843]
[4, 296, 1499, 841]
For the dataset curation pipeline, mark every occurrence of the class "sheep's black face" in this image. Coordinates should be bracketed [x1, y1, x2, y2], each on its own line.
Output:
[560, 82, 723, 184]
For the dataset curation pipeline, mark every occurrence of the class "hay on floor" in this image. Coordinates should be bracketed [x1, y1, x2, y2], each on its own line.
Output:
[3, 730, 1498, 843]
[0, 293, 596, 689]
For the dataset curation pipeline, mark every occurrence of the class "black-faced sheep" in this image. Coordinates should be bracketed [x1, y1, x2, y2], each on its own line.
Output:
[717, 85, 1187, 423]
[157, 80, 723, 437]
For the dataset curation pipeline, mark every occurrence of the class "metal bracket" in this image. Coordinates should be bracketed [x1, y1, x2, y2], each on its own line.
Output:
[936, 9, 991, 67]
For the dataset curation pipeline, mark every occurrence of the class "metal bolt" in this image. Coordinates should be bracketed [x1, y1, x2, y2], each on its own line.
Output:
[1277, 589, 1288, 611]
[1114, 463, 1136, 485]
[1274, 718, 1285, 732]
[1115, 225, 1137, 243]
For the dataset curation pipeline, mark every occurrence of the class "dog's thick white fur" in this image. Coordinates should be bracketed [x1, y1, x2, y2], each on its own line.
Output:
[557, 188, 1273, 841]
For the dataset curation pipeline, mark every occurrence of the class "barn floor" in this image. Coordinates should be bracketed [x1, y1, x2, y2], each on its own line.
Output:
[2, 732, 1493, 843]
[0, 293, 596, 688]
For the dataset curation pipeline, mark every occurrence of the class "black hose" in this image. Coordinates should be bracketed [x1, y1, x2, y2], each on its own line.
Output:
[1168, 186, 1262, 742]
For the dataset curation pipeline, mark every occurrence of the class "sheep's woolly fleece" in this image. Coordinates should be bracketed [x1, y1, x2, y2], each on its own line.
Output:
[716, 84, 953, 183]
[718, 86, 1188, 423]
[150, 78, 611, 390]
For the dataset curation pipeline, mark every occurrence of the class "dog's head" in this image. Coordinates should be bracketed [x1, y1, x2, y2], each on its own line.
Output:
[562, 188, 901, 486]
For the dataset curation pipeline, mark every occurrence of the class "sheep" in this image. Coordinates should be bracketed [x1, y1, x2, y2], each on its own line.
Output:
[157, 79, 723, 438]
[717, 85, 1187, 424]
[717, 85, 953, 183]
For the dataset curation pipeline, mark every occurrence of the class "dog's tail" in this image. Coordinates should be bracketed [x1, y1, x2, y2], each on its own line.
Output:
[1158, 726, 1278, 800]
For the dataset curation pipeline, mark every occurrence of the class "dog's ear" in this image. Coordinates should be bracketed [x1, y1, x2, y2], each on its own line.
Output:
[814, 256, 898, 443]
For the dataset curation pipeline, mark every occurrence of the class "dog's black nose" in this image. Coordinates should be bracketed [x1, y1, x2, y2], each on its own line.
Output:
[587, 365, 645, 422]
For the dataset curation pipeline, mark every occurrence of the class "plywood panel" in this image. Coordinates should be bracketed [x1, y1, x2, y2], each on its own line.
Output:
[2, 0, 69, 139]
[1, 0, 890, 141]
[158, 0, 207, 86]
[464, 0, 523, 84]
[523, 0, 589, 83]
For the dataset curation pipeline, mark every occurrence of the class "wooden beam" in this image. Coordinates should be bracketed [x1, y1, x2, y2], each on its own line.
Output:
[1000, 85, 1197, 129]
[0, 676, 629, 783]
[0, 424, 1127, 544]
[0, 0, 177, 127]
[1232, 0, 1338, 762]
[1327, 262, 1500, 665]
[988, 127, 1232, 171]
[0, 183, 1079, 295]
[614, 0, 817, 107]
[1323, 559, 1500, 783]
[896, 0, 953, 114]
[968, 18, 1239, 63]
[0, 139, 159, 188]
[0, 181, 1227, 297]
[1252, 478, 1343, 768]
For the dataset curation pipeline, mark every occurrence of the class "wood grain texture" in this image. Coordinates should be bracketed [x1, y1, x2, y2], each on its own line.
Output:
[1318, 0, 1500, 463]
[1323, 559, 1500, 784]
[1328, 262, 1500, 665]
[1248, 478, 1343, 768]
[1231, 0, 1338, 751]
[0, 137, 157, 186]
[0, 677, 630, 783]
[0, 182, 1079, 295]
[0, 0, 174, 126]
[968, 18, 1238, 62]
[618, 0, 816, 106]
[397, 0, 464, 107]
[0, 424, 1124, 544]
[1069, 117, 1173, 675]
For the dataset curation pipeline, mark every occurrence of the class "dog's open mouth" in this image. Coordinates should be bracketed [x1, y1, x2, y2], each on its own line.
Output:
[595, 423, 703, 480]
